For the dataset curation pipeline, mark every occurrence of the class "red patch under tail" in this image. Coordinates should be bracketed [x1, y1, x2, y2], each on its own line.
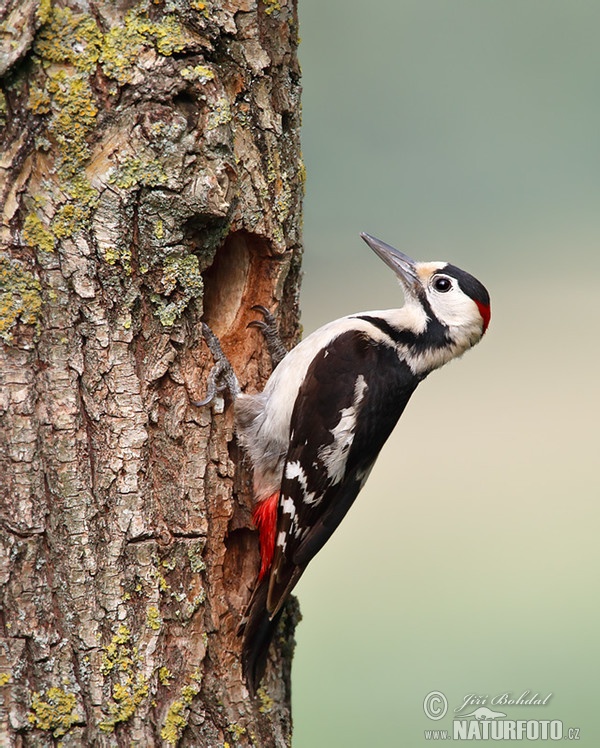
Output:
[252, 492, 279, 580]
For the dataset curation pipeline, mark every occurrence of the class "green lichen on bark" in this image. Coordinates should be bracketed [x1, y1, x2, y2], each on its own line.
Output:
[32, 7, 101, 180]
[187, 542, 207, 573]
[206, 96, 233, 130]
[109, 155, 169, 191]
[0, 253, 43, 342]
[22, 1, 193, 254]
[52, 196, 97, 239]
[152, 253, 204, 327]
[101, 9, 189, 85]
[0, 89, 7, 127]
[22, 213, 55, 253]
[104, 244, 132, 274]
[24, 5, 101, 263]
[34, 6, 103, 73]
[46, 71, 98, 177]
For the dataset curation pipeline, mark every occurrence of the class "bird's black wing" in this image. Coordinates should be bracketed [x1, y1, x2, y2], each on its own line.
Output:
[266, 328, 420, 616]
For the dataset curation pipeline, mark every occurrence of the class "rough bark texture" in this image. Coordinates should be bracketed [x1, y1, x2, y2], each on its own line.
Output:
[0, 0, 303, 745]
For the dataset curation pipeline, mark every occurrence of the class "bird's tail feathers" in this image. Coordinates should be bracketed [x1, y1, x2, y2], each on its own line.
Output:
[238, 577, 283, 696]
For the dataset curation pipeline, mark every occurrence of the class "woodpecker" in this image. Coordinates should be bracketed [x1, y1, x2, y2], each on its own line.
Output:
[203, 233, 490, 694]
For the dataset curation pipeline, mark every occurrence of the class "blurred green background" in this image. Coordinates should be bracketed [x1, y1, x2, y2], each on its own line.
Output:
[292, 1, 600, 745]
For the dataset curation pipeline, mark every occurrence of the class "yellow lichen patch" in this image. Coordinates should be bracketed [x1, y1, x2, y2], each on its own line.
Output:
[297, 155, 307, 185]
[149, 555, 172, 592]
[45, 71, 98, 178]
[161, 675, 202, 745]
[227, 723, 247, 741]
[146, 605, 162, 631]
[99, 674, 149, 733]
[101, 13, 153, 85]
[0, 673, 11, 686]
[0, 90, 7, 127]
[180, 65, 214, 83]
[100, 625, 135, 675]
[257, 686, 274, 714]
[37, 0, 53, 25]
[264, 0, 281, 16]
[28, 687, 80, 738]
[158, 666, 172, 686]
[187, 543, 206, 573]
[181, 684, 198, 704]
[274, 183, 292, 227]
[27, 85, 51, 115]
[206, 97, 232, 130]
[109, 155, 168, 190]
[104, 244, 132, 274]
[161, 699, 188, 744]
[101, 10, 188, 85]
[152, 253, 203, 327]
[99, 625, 150, 733]
[190, 0, 209, 17]
[157, 571, 170, 592]
[52, 201, 94, 240]
[152, 15, 188, 56]
[0, 253, 43, 343]
[35, 6, 103, 73]
[23, 7, 104, 256]
[22, 213, 55, 253]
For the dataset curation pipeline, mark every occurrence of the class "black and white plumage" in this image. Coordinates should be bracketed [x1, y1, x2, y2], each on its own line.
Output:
[234, 233, 491, 693]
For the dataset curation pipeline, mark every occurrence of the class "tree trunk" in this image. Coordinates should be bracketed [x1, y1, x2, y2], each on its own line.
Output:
[0, 1, 303, 745]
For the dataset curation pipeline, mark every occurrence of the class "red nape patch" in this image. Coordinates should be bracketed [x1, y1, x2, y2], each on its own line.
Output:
[475, 300, 491, 334]
[252, 492, 279, 580]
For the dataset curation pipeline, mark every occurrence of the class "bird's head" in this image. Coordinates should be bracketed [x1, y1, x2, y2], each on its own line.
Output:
[360, 232, 491, 344]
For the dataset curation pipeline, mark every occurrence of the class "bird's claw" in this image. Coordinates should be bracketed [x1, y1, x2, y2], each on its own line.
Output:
[248, 305, 287, 369]
[248, 305, 276, 330]
[193, 323, 240, 407]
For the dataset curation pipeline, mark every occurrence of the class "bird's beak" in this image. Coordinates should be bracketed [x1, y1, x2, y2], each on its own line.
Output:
[360, 233, 420, 294]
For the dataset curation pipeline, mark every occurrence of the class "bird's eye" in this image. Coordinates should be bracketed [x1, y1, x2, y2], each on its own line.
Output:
[433, 275, 452, 293]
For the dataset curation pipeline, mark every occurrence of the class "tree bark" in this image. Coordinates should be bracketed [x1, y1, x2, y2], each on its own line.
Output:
[0, 0, 303, 745]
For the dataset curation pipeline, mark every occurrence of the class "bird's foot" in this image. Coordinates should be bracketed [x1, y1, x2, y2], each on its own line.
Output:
[193, 323, 240, 407]
[248, 305, 288, 369]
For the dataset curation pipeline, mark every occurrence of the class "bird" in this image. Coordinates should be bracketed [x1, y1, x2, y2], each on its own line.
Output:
[202, 232, 490, 694]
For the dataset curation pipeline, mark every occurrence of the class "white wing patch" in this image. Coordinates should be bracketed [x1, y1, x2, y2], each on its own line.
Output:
[285, 460, 319, 505]
[318, 375, 368, 485]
